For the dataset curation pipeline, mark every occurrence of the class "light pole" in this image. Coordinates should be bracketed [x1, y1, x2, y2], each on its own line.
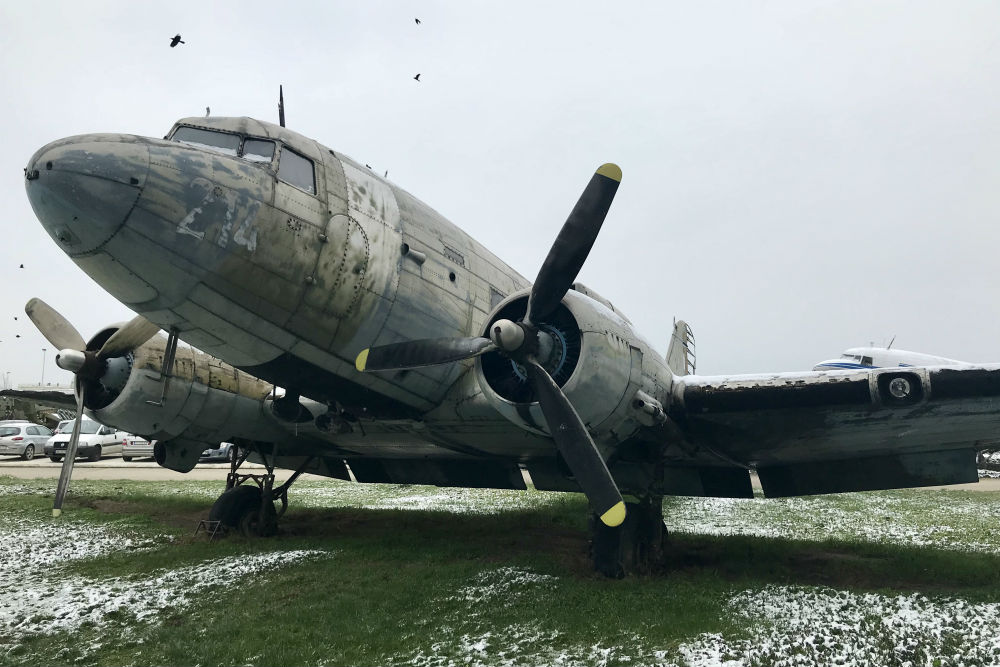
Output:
[41, 348, 46, 386]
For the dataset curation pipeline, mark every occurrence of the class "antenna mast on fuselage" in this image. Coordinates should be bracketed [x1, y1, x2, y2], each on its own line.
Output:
[278, 85, 285, 128]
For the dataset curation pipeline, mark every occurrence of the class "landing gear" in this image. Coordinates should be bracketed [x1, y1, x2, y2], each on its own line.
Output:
[206, 445, 312, 537]
[589, 495, 665, 578]
[208, 485, 277, 537]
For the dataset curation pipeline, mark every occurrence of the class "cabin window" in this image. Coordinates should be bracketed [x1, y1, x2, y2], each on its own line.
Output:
[242, 139, 275, 163]
[171, 126, 241, 156]
[278, 147, 316, 194]
[861, 356, 873, 366]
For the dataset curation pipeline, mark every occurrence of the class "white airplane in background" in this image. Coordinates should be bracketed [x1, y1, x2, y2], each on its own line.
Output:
[813, 346, 972, 371]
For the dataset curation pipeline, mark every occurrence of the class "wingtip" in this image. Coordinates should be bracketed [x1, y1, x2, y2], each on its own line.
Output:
[355, 349, 369, 372]
[599, 501, 626, 527]
[596, 163, 622, 183]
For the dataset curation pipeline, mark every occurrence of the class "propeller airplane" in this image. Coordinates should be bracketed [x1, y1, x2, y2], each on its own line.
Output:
[20, 115, 1000, 576]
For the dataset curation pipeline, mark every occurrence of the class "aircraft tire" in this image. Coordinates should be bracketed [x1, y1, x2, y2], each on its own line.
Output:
[209, 485, 277, 537]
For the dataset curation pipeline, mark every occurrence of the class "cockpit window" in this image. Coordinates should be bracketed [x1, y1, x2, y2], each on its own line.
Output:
[171, 126, 241, 156]
[861, 356, 873, 366]
[278, 147, 316, 194]
[243, 139, 275, 163]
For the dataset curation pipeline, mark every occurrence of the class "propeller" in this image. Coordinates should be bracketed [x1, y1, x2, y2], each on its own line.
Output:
[355, 164, 626, 526]
[25, 298, 160, 516]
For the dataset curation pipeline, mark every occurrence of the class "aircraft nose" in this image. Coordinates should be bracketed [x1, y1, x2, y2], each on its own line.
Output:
[24, 135, 149, 254]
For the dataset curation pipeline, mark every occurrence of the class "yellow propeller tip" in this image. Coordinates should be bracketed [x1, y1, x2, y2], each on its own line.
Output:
[355, 349, 369, 372]
[52, 508, 62, 518]
[596, 163, 622, 182]
[599, 501, 626, 527]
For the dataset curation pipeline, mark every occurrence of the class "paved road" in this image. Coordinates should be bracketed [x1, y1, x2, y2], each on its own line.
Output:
[0, 456, 332, 482]
[2, 455, 998, 491]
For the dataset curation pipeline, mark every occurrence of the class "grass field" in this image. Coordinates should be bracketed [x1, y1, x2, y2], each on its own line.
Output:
[2, 475, 1000, 666]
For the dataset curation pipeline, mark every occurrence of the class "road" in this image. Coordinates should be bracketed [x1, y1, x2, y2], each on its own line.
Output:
[1, 455, 998, 491]
[0, 456, 330, 482]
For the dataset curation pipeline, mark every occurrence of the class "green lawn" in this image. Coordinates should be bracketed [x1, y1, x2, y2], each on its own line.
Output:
[2, 476, 1000, 666]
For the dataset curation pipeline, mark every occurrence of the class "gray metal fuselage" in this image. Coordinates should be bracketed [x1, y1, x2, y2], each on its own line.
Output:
[24, 117, 673, 465]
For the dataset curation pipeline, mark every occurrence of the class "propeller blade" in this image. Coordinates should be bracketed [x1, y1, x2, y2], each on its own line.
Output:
[99, 315, 160, 359]
[526, 163, 622, 325]
[524, 359, 625, 527]
[53, 389, 85, 517]
[25, 298, 86, 352]
[357, 337, 497, 372]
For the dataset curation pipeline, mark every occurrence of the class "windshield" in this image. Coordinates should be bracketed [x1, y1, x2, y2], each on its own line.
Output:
[55, 421, 73, 434]
[0, 427, 19, 437]
[171, 126, 276, 166]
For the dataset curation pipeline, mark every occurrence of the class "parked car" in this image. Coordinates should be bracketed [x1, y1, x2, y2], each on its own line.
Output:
[122, 435, 154, 461]
[200, 442, 237, 463]
[44, 417, 124, 462]
[0, 423, 53, 460]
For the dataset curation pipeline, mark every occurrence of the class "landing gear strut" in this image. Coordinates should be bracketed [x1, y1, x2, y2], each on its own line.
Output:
[207, 446, 313, 537]
[589, 495, 665, 578]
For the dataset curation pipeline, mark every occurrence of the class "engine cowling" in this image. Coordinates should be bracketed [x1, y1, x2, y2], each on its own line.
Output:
[82, 329, 288, 472]
[475, 289, 661, 443]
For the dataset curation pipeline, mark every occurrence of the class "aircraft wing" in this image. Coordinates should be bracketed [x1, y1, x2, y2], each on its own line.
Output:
[673, 365, 1000, 497]
[0, 388, 77, 408]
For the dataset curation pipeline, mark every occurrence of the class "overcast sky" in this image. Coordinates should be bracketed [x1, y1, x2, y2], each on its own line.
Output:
[2, 1, 1000, 388]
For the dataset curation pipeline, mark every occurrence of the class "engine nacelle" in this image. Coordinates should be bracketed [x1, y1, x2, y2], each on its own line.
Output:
[475, 289, 666, 443]
[84, 331, 288, 472]
[153, 438, 204, 473]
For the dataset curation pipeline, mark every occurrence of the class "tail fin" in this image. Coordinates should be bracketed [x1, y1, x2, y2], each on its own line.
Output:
[666, 319, 696, 376]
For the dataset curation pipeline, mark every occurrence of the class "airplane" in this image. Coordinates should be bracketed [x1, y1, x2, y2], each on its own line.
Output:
[813, 346, 971, 371]
[20, 114, 1000, 577]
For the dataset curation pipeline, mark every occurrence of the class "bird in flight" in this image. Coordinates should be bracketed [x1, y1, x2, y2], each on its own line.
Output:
[414, 73, 421, 82]
[18, 264, 23, 269]
[415, 18, 421, 24]
[170, 34, 185, 48]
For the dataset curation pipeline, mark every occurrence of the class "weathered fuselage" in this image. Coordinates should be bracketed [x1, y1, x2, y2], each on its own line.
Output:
[24, 117, 675, 478]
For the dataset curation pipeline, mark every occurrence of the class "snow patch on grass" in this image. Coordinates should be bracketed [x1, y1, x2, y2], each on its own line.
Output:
[664, 492, 1000, 552]
[0, 549, 327, 645]
[677, 585, 1000, 667]
[0, 515, 331, 662]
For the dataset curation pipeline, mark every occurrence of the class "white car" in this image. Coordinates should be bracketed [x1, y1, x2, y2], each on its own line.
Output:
[44, 417, 125, 462]
[122, 435, 154, 461]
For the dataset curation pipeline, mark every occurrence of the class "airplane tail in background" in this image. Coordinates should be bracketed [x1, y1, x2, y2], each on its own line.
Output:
[666, 319, 696, 376]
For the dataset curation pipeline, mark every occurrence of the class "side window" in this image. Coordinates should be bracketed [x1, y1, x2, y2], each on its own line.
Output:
[39, 426, 52, 435]
[278, 147, 316, 194]
[242, 138, 275, 164]
[26, 426, 37, 436]
[861, 356, 873, 366]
